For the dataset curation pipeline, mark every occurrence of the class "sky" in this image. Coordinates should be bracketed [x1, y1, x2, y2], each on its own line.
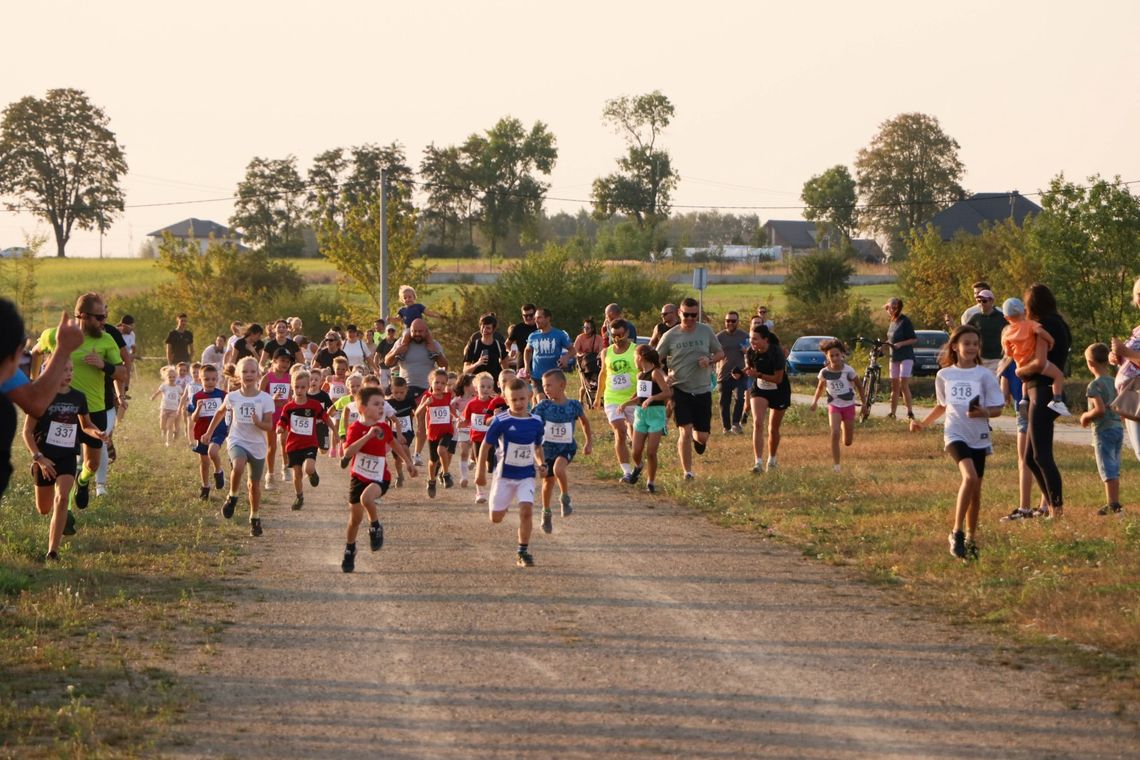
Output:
[1, 0, 1138, 257]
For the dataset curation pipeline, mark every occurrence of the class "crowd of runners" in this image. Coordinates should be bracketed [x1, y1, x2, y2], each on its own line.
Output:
[0, 275, 1134, 571]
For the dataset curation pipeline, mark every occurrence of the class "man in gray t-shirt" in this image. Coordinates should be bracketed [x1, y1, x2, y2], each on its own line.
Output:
[656, 298, 724, 479]
[716, 311, 748, 433]
[384, 318, 447, 462]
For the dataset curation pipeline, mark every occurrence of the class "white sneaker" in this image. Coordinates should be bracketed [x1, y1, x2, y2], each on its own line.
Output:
[263, 478, 273, 491]
[1047, 399, 1071, 416]
[475, 493, 487, 504]
[95, 484, 108, 497]
[413, 453, 424, 467]
[281, 470, 289, 481]
[767, 458, 778, 470]
[833, 464, 841, 473]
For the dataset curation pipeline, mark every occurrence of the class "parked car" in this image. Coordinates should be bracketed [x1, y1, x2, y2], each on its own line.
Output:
[786, 335, 837, 375]
[913, 330, 949, 376]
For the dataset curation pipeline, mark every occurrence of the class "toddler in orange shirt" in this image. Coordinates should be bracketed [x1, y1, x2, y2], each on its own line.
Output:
[998, 297, 1070, 415]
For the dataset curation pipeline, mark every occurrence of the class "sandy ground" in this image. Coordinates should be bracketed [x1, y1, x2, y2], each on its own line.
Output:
[164, 452, 1138, 760]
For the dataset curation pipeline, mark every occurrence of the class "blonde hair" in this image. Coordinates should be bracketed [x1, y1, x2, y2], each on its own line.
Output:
[291, 369, 311, 387]
[332, 356, 349, 372]
[399, 285, 416, 300]
[161, 365, 175, 380]
[235, 356, 260, 375]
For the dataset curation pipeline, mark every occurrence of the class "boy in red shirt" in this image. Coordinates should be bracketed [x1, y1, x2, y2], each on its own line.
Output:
[415, 368, 456, 499]
[277, 367, 330, 511]
[188, 364, 228, 501]
[342, 387, 417, 573]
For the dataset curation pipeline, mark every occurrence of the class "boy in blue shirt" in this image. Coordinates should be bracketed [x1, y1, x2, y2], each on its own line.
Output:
[476, 378, 544, 567]
[532, 369, 592, 534]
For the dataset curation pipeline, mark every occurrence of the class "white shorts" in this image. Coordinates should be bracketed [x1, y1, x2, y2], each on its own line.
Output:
[889, 359, 913, 379]
[489, 475, 535, 513]
[604, 403, 636, 425]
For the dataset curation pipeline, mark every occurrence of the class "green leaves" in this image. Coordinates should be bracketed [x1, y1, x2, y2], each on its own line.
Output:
[801, 165, 858, 239]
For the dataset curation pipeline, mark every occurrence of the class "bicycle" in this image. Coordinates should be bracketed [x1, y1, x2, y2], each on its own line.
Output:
[854, 336, 890, 421]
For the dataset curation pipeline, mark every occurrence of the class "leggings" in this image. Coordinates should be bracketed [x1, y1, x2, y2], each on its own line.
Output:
[1024, 385, 1062, 507]
[96, 407, 117, 485]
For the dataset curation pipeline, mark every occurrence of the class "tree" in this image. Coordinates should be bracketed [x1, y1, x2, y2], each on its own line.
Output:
[782, 249, 875, 340]
[230, 156, 306, 255]
[0, 88, 127, 258]
[463, 117, 557, 256]
[591, 91, 679, 250]
[420, 143, 478, 250]
[854, 113, 965, 258]
[801, 165, 858, 239]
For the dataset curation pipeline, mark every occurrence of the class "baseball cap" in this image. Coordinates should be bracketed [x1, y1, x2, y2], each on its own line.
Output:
[324, 331, 341, 341]
[976, 289, 995, 301]
[119, 314, 135, 325]
[385, 324, 397, 332]
[1002, 297, 1025, 317]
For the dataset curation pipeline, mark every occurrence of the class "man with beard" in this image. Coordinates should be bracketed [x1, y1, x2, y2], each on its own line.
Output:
[384, 318, 447, 464]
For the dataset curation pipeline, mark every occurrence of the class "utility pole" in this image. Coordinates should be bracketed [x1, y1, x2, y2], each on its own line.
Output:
[379, 169, 389, 321]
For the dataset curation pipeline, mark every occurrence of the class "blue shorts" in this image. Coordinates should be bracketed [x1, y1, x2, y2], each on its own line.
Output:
[542, 443, 576, 473]
[1094, 426, 1123, 482]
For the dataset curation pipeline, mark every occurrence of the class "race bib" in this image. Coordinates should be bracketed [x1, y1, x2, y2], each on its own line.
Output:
[269, 382, 290, 398]
[504, 441, 535, 467]
[329, 384, 347, 400]
[637, 379, 653, 398]
[352, 453, 385, 481]
[455, 426, 471, 443]
[197, 398, 221, 417]
[827, 379, 849, 397]
[947, 380, 979, 407]
[609, 373, 632, 391]
[429, 406, 450, 425]
[472, 418, 490, 433]
[544, 421, 573, 444]
[289, 415, 314, 436]
[164, 388, 181, 406]
[46, 421, 77, 448]
[345, 407, 360, 427]
[757, 380, 777, 391]
[398, 415, 413, 433]
[237, 402, 257, 422]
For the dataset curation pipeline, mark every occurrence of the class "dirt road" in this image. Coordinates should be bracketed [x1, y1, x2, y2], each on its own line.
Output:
[167, 457, 1137, 759]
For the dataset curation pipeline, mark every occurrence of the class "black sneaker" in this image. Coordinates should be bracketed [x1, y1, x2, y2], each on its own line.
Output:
[646, 482, 656, 495]
[560, 493, 572, 517]
[199, 486, 211, 501]
[369, 523, 384, 551]
[213, 471, 225, 490]
[442, 472, 454, 489]
[1097, 503, 1124, 516]
[516, 550, 535, 567]
[222, 495, 238, 519]
[45, 550, 60, 562]
[63, 510, 77, 536]
[339, 456, 350, 469]
[628, 465, 642, 485]
[309, 472, 320, 487]
[1001, 506, 1035, 521]
[249, 517, 263, 537]
[75, 479, 90, 509]
[620, 472, 634, 484]
[541, 509, 553, 534]
[292, 494, 304, 511]
[965, 539, 980, 560]
[683, 473, 695, 481]
[948, 530, 966, 559]
[427, 479, 437, 499]
[693, 439, 707, 455]
[342, 544, 357, 573]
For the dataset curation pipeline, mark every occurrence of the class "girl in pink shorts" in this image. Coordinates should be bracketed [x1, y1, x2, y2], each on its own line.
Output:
[809, 339, 868, 472]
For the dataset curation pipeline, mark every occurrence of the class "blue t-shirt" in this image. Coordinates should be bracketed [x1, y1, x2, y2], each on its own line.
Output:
[397, 303, 427, 328]
[1001, 360, 1023, 405]
[484, 413, 544, 480]
[188, 387, 229, 440]
[0, 369, 29, 395]
[526, 328, 572, 378]
[533, 398, 583, 454]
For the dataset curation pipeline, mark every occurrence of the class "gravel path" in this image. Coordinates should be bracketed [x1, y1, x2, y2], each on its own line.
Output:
[166, 455, 1137, 759]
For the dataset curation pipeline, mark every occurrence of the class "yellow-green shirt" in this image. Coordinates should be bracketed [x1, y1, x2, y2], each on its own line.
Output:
[38, 328, 122, 414]
[602, 342, 638, 405]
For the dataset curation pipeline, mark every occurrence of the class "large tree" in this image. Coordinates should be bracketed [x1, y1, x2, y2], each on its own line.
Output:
[0, 88, 127, 257]
[462, 117, 557, 256]
[230, 156, 306, 255]
[591, 91, 679, 248]
[420, 143, 479, 250]
[854, 112, 964, 258]
[307, 142, 413, 230]
[801, 165, 859, 240]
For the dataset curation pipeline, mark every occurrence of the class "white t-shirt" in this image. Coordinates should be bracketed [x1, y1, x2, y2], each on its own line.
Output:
[202, 345, 225, 366]
[122, 331, 136, 353]
[226, 334, 241, 352]
[343, 339, 372, 369]
[817, 364, 859, 408]
[935, 365, 1003, 452]
[224, 389, 276, 458]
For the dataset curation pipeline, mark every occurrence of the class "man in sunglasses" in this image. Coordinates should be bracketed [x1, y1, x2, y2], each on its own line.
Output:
[648, 304, 679, 349]
[967, 289, 1006, 373]
[505, 304, 538, 368]
[655, 297, 724, 480]
[34, 292, 126, 513]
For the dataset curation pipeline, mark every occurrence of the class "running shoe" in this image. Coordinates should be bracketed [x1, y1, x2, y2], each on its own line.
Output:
[281, 469, 290, 481]
[541, 509, 553, 534]
[214, 471, 225, 490]
[369, 523, 384, 551]
[63, 510, 77, 536]
[751, 463, 764, 474]
[95, 484, 108, 498]
[516, 550, 535, 568]
[45, 550, 60, 562]
[731, 423, 743, 434]
[74, 479, 90, 509]
[646, 482, 656, 494]
[475, 492, 487, 504]
[309, 472, 320, 487]
[107, 441, 116, 464]
[948, 530, 966, 559]
[560, 492, 572, 517]
[693, 439, 707, 455]
[339, 456, 350, 469]
[965, 540, 980, 561]
[249, 518, 263, 537]
[1047, 399, 1071, 416]
[263, 477, 273, 491]
[1001, 506, 1035, 521]
[342, 544, 356, 573]
[222, 495, 237, 519]
[628, 465, 642, 485]
[413, 453, 424, 467]
[619, 472, 633, 484]
[427, 479, 437, 499]
[767, 459, 778, 470]
[1097, 503, 1124, 516]
[442, 472, 454, 489]
[199, 486, 211, 501]
[292, 494, 304, 511]
[723, 427, 732, 435]
[683, 472, 695, 481]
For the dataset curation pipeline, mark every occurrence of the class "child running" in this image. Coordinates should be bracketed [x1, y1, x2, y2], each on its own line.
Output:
[998, 297, 1070, 415]
[277, 367, 330, 511]
[909, 325, 1003, 560]
[1080, 343, 1124, 516]
[187, 364, 228, 500]
[340, 387, 418, 572]
[151, 366, 182, 447]
[21, 361, 107, 557]
[475, 378, 544, 567]
[452, 373, 477, 487]
[620, 345, 670, 494]
[201, 356, 276, 536]
[307, 374, 333, 455]
[809, 339, 867, 472]
[181, 362, 203, 440]
[463, 372, 498, 503]
[332, 374, 365, 448]
[386, 377, 416, 487]
[416, 368, 456, 498]
[260, 348, 293, 488]
[324, 357, 351, 457]
[532, 368, 592, 531]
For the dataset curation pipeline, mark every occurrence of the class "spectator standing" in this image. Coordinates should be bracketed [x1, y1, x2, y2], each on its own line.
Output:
[884, 298, 917, 419]
[716, 311, 748, 434]
[165, 313, 194, 366]
[505, 304, 538, 367]
[967, 289, 1005, 373]
[342, 324, 374, 371]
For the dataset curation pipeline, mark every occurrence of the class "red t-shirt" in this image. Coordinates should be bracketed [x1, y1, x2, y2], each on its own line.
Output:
[347, 420, 391, 484]
[277, 398, 329, 452]
[463, 397, 495, 443]
[190, 389, 226, 439]
[420, 390, 455, 441]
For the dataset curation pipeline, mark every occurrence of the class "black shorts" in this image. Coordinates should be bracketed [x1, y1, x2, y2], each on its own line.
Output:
[77, 409, 107, 449]
[349, 477, 389, 504]
[749, 386, 791, 410]
[946, 441, 988, 478]
[429, 435, 454, 463]
[317, 423, 330, 450]
[287, 447, 318, 468]
[401, 429, 415, 446]
[672, 389, 713, 433]
[35, 454, 78, 487]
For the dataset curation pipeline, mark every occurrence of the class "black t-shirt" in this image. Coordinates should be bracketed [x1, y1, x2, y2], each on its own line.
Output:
[35, 388, 88, 461]
[463, 333, 507, 373]
[376, 339, 396, 361]
[263, 338, 301, 366]
[103, 324, 126, 409]
[309, 390, 333, 411]
[165, 329, 194, 363]
[313, 348, 348, 369]
[232, 339, 264, 362]
[746, 344, 790, 395]
[0, 395, 14, 498]
[1032, 313, 1071, 389]
[506, 322, 537, 352]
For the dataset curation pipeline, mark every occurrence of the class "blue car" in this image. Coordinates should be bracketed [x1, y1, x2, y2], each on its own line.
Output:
[786, 335, 837, 375]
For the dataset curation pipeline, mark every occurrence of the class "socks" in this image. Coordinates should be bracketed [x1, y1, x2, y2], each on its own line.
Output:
[620, 463, 632, 476]
[459, 460, 469, 479]
[767, 456, 777, 467]
[78, 467, 94, 486]
[517, 543, 528, 554]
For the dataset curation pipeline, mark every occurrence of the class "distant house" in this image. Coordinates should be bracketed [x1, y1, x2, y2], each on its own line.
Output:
[146, 218, 243, 255]
[928, 192, 1041, 241]
[661, 244, 780, 262]
[850, 239, 886, 263]
[760, 220, 886, 263]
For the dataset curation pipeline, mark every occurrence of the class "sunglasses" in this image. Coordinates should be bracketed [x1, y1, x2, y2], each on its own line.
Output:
[80, 312, 108, 322]
[725, 319, 738, 323]
[523, 312, 536, 318]
[681, 312, 699, 319]
[977, 297, 992, 303]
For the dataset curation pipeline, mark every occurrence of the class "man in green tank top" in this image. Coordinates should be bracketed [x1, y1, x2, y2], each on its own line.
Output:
[594, 319, 638, 480]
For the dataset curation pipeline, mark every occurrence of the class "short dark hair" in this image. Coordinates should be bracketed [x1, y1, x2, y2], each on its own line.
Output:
[273, 347, 292, 360]
[751, 324, 779, 345]
[390, 376, 408, 389]
[346, 324, 358, 332]
[521, 303, 536, 313]
[357, 386, 385, 407]
[0, 299, 25, 361]
[479, 313, 498, 327]
[681, 297, 699, 309]
[971, 281, 990, 291]
[609, 318, 629, 334]
[541, 368, 566, 384]
[536, 307, 552, 319]
[120, 314, 135, 325]
[1086, 342, 1110, 365]
[819, 338, 846, 354]
[177, 313, 188, 319]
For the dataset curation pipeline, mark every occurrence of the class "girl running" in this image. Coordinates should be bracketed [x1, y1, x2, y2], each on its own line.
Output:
[909, 325, 1003, 560]
[621, 345, 671, 495]
[260, 349, 293, 488]
[809, 339, 867, 472]
[151, 366, 182, 447]
[464, 372, 497, 503]
[744, 325, 791, 473]
[451, 373, 476, 487]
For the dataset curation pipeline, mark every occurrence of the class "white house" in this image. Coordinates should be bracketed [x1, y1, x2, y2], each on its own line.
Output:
[146, 218, 243, 255]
